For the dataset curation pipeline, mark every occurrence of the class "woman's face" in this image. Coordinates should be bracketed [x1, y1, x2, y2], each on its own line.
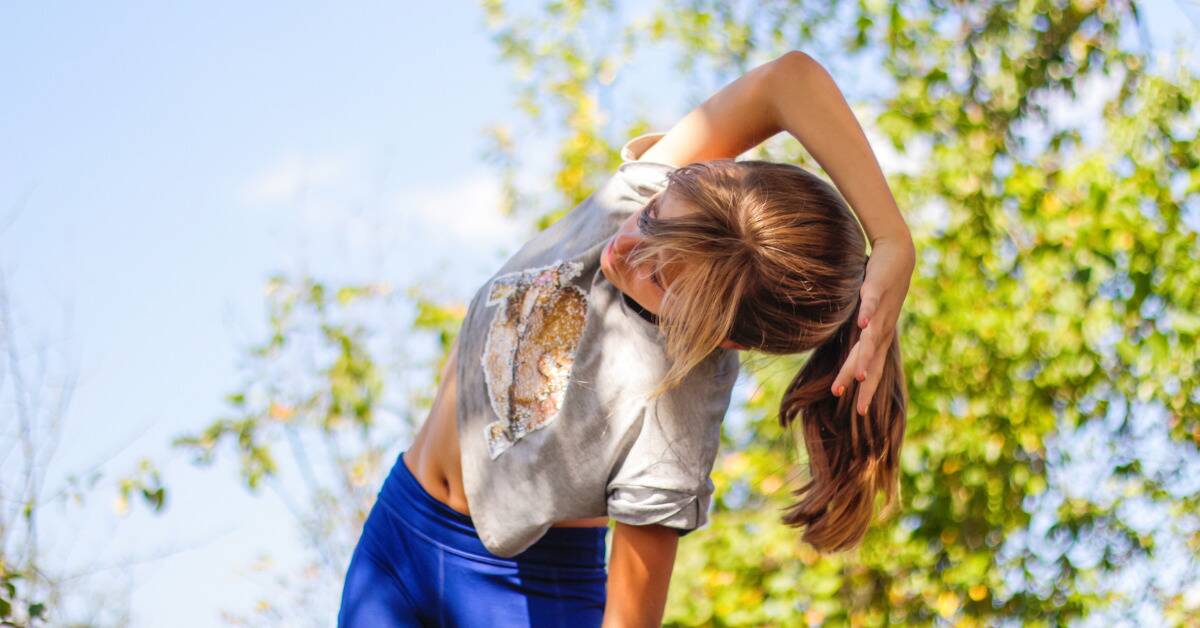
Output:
[599, 188, 686, 317]
[600, 188, 746, 351]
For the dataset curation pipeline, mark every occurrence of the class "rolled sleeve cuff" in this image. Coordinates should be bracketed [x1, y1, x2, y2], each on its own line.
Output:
[606, 484, 707, 536]
[620, 131, 669, 164]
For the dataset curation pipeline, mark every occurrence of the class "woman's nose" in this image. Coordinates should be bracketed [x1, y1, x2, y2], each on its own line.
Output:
[611, 228, 641, 257]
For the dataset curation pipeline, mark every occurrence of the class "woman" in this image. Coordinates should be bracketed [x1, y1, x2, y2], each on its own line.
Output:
[339, 50, 915, 627]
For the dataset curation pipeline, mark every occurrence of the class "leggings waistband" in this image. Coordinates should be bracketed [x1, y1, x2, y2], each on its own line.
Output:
[377, 450, 608, 569]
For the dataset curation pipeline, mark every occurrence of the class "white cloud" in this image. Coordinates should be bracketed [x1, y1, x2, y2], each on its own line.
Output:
[240, 152, 359, 206]
[241, 150, 524, 244]
[396, 172, 524, 245]
[238, 148, 530, 295]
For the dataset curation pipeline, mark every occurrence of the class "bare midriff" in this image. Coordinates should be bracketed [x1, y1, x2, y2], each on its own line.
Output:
[401, 336, 611, 529]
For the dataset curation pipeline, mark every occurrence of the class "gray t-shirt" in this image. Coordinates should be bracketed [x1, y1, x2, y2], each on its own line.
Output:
[455, 132, 741, 558]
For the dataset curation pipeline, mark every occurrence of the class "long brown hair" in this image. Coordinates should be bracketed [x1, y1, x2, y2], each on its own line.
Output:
[626, 158, 907, 553]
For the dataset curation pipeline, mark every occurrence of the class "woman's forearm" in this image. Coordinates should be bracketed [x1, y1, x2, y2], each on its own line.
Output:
[602, 521, 678, 627]
[766, 51, 913, 247]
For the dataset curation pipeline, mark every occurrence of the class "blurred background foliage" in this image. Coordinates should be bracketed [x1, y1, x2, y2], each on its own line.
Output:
[156, 0, 1199, 626]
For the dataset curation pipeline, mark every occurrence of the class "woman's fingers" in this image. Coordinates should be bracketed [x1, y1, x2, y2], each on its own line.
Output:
[855, 335, 890, 415]
[834, 237, 914, 410]
[831, 338, 863, 398]
[834, 315, 893, 414]
[859, 280, 881, 328]
[855, 320, 876, 381]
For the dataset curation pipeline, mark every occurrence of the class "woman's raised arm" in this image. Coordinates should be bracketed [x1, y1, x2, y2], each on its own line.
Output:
[765, 50, 912, 247]
[766, 51, 916, 415]
[636, 57, 781, 168]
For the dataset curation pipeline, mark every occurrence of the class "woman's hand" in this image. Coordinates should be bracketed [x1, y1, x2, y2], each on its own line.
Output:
[831, 236, 916, 414]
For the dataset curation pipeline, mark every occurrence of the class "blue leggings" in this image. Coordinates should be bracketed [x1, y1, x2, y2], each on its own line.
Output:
[338, 450, 610, 627]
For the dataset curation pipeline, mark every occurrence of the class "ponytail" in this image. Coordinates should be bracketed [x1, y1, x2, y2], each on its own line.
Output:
[778, 297, 908, 553]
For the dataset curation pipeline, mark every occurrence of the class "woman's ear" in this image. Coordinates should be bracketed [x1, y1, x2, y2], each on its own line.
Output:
[719, 339, 747, 350]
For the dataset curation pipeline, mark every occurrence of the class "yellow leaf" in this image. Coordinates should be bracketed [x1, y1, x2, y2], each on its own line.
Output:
[113, 494, 129, 517]
[936, 590, 961, 618]
[723, 452, 750, 475]
[268, 402, 294, 422]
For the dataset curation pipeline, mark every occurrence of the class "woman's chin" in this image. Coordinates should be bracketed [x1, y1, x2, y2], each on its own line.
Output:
[599, 256, 617, 288]
[599, 247, 615, 283]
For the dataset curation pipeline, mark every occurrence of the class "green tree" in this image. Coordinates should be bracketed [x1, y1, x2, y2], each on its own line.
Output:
[476, 0, 1199, 625]
[172, 277, 464, 625]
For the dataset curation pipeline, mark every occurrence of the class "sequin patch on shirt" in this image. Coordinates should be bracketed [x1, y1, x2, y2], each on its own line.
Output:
[480, 259, 588, 459]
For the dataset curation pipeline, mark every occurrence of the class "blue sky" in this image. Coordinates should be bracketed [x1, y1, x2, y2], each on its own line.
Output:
[1, 2, 1198, 626]
[1, 3, 535, 624]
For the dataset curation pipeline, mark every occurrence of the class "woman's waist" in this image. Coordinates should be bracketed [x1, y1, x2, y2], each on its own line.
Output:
[377, 449, 608, 566]
[401, 426, 608, 529]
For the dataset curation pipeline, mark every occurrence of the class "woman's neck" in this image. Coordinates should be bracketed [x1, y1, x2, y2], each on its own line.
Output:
[621, 291, 659, 325]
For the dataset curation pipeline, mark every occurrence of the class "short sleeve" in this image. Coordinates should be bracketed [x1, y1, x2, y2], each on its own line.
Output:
[620, 131, 669, 163]
[605, 351, 738, 537]
[598, 131, 676, 222]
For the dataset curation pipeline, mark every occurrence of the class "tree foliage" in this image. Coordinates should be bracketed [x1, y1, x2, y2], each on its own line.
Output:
[0, 269, 167, 627]
[477, 0, 1199, 625]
